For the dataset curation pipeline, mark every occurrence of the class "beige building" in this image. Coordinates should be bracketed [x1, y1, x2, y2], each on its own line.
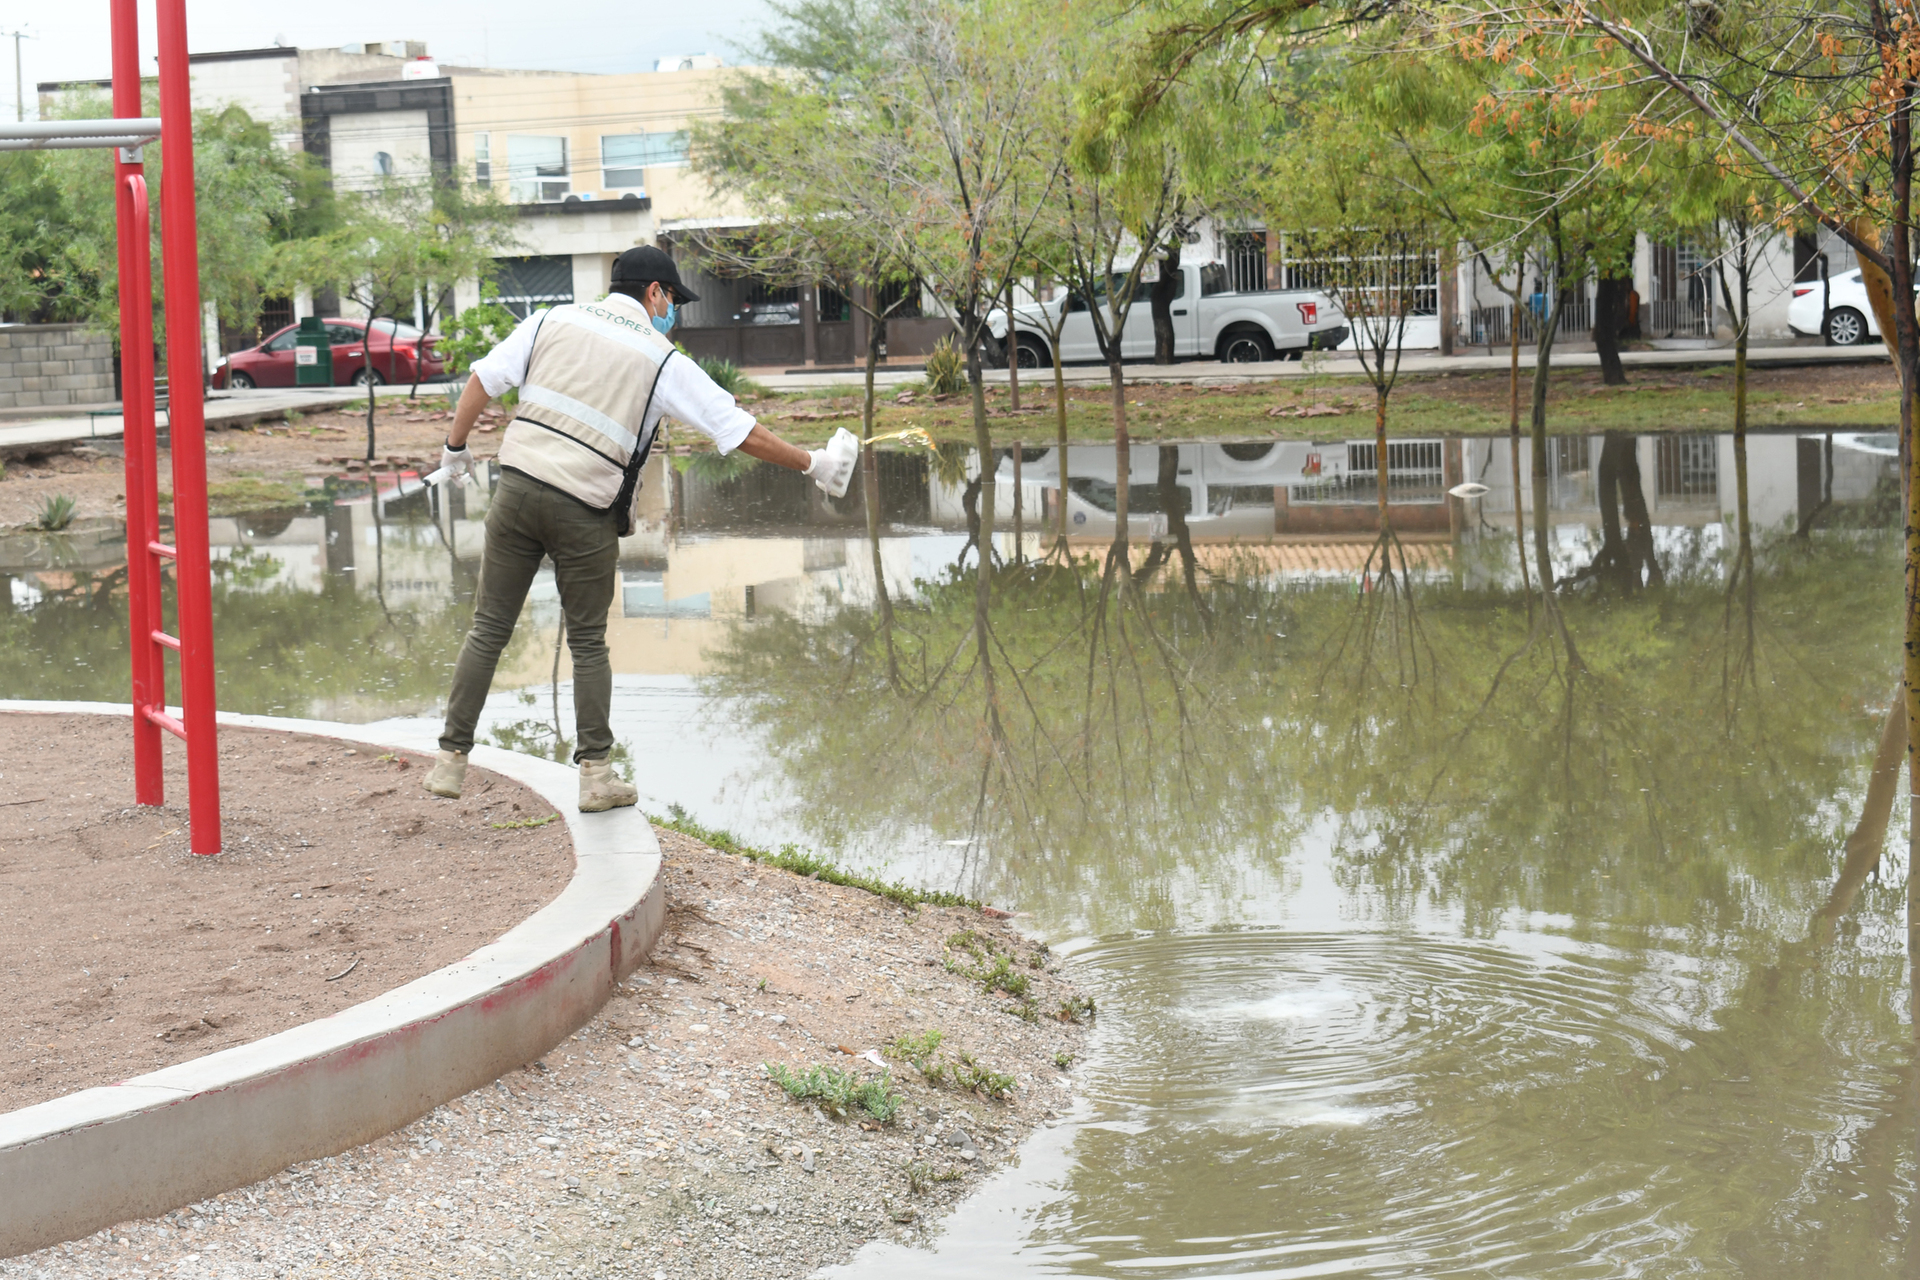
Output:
[50, 39, 952, 367]
[439, 62, 748, 317]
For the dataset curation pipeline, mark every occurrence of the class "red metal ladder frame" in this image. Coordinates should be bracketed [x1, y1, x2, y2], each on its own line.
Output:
[111, 0, 222, 854]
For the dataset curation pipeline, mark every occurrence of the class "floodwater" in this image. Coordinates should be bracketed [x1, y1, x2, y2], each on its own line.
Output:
[3, 428, 1912, 1276]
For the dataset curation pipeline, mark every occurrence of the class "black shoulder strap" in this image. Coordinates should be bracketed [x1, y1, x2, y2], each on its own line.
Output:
[517, 306, 555, 386]
[610, 346, 674, 535]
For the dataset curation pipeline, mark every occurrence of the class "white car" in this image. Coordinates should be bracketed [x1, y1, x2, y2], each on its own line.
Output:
[1787, 268, 1890, 345]
[993, 263, 1349, 366]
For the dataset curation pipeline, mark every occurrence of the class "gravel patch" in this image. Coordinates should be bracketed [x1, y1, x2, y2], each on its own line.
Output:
[0, 826, 1088, 1278]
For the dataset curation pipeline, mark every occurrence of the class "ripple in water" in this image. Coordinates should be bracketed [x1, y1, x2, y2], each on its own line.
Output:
[829, 927, 1911, 1278]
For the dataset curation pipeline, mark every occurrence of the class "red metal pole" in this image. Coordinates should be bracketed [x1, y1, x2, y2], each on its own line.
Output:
[155, 0, 222, 855]
[111, 0, 163, 806]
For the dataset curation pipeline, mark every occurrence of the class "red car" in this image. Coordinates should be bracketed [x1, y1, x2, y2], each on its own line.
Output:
[212, 318, 445, 389]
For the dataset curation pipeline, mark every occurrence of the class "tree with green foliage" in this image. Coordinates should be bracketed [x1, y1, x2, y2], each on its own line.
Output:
[278, 175, 519, 459]
[1261, 82, 1444, 538]
[0, 98, 307, 364]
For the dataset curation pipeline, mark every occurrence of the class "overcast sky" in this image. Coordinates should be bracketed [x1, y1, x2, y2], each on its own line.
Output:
[2, 0, 776, 115]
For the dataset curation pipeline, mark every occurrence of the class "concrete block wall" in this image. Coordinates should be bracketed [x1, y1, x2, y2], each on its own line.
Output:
[0, 325, 116, 411]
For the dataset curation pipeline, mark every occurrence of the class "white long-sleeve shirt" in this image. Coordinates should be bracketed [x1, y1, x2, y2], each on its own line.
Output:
[469, 292, 756, 455]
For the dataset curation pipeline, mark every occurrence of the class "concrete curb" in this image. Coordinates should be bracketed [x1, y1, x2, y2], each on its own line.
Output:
[0, 701, 666, 1260]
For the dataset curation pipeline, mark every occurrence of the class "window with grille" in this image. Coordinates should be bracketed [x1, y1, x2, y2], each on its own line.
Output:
[1222, 232, 1268, 293]
[818, 285, 850, 322]
[1552, 436, 1590, 476]
[473, 132, 491, 187]
[876, 279, 923, 319]
[1348, 439, 1444, 479]
[1288, 439, 1448, 505]
[1271, 235, 1439, 314]
[1656, 435, 1718, 498]
[490, 255, 575, 319]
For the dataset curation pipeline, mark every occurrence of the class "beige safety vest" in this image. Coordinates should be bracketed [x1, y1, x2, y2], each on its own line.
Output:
[496, 301, 676, 523]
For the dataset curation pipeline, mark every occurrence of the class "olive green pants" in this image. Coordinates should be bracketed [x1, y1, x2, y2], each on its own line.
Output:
[439, 469, 618, 763]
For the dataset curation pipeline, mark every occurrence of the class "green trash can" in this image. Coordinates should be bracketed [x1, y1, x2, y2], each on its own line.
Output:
[294, 315, 333, 387]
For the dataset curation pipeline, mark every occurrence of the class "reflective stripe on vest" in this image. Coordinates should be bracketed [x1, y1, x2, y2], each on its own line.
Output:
[496, 302, 673, 511]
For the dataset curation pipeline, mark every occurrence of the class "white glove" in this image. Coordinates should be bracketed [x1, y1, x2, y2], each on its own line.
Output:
[427, 441, 473, 487]
[805, 427, 859, 499]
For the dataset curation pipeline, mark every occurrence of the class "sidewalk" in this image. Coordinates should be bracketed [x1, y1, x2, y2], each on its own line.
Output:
[0, 383, 452, 457]
[747, 341, 1891, 392]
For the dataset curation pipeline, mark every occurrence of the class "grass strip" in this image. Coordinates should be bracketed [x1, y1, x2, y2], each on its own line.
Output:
[650, 804, 979, 911]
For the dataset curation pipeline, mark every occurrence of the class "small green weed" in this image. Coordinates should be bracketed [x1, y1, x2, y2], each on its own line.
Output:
[906, 1161, 966, 1194]
[654, 805, 977, 910]
[942, 929, 1041, 1016]
[887, 1028, 947, 1084]
[886, 1028, 1016, 1099]
[1053, 1050, 1076, 1070]
[1056, 995, 1096, 1024]
[765, 1062, 901, 1123]
[756, 977, 769, 992]
[489, 813, 558, 830]
[979, 955, 1031, 999]
[952, 1052, 1016, 1099]
[35, 494, 76, 531]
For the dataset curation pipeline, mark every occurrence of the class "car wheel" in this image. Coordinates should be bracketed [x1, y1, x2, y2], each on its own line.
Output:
[350, 367, 386, 387]
[1015, 337, 1045, 369]
[1219, 327, 1274, 363]
[1826, 307, 1868, 346]
[228, 371, 255, 389]
[1221, 442, 1275, 462]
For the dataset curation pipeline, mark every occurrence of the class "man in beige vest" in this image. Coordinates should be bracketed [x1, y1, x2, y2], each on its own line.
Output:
[423, 245, 856, 810]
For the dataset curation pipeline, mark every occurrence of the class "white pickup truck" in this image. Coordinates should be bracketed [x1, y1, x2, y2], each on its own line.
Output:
[992, 262, 1349, 366]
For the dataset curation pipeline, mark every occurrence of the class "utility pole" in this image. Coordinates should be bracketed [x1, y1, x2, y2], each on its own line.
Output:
[2, 30, 29, 123]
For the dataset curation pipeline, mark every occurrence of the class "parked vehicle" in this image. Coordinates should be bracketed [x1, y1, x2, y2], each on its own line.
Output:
[212, 318, 445, 390]
[1786, 268, 1900, 345]
[992, 263, 1349, 366]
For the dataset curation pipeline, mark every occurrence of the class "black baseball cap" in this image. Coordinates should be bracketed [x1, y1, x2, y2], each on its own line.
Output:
[612, 245, 700, 303]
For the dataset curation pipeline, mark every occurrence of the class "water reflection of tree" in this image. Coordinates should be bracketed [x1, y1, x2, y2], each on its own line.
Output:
[720, 475, 1915, 1270]
[717, 513, 1899, 941]
[0, 544, 502, 720]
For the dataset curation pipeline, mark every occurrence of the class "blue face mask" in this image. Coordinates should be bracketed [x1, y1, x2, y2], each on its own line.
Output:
[652, 301, 677, 335]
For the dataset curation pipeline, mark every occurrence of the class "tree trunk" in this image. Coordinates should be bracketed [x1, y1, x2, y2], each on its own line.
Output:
[1594, 432, 1628, 589]
[365, 344, 379, 463]
[1374, 384, 1390, 533]
[1005, 278, 1020, 411]
[1528, 291, 1564, 591]
[861, 312, 894, 633]
[1054, 336, 1069, 548]
[1593, 275, 1629, 386]
[1509, 301, 1529, 593]
[1617, 436, 1661, 587]
[1151, 242, 1182, 365]
[1109, 357, 1130, 570]
[968, 325, 995, 574]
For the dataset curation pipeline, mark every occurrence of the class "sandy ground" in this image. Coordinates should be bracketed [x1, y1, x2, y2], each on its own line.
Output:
[0, 713, 573, 1108]
[0, 827, 1088, 1280]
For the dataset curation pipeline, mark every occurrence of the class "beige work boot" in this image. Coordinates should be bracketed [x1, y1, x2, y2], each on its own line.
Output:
[579, 756, 637, 812]
[424, 749, 467, 799]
